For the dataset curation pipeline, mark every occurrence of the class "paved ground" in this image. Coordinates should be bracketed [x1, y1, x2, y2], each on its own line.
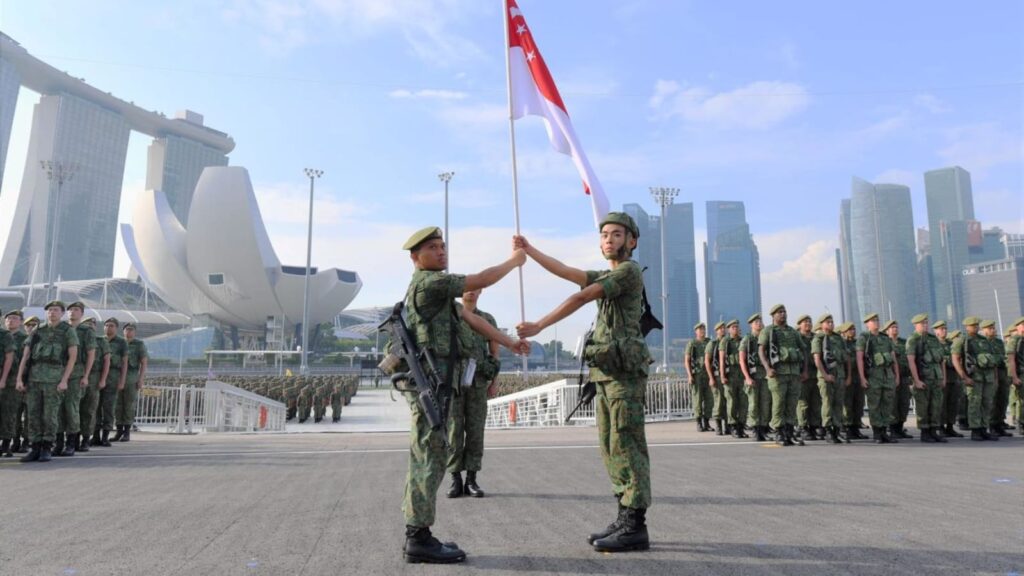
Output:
[2, 421, 1022, 576]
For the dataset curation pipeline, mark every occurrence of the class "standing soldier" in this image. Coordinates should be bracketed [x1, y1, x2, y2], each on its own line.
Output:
[741, 313, 769, 441]
[394, 226, 527, 563]
[952, 318, 998, 441]
[905, 313, 947, 443]
[759, 304, 807, 446]
[796, 314, 822, 441]
[990, 328, 1013, 437]
[446, 289, 502, 499]
[55, 301, 95, 456]
[16, 300, 79, 462]
[0, 309, 14, 456]
[517, 212, 654, 553]
[99, 318, 128, 446]
[1, 310, 25, 456]
[684, 322, 712, 432]
[77, 317, 109, 452]
[885, 320, 914, 439]
[705, 321, 727, 435]
[330, 379, 343, 422]
[812, 314, 850, 444]
[857, 313, 899, 444]
[718, 319, 748, 438]
[14, 315, 39, 452]
[115, 322, 147, 442]
[938, 326, 965, 438]
[840, 322, 867, 439]
[1006, 317, 1024, 435]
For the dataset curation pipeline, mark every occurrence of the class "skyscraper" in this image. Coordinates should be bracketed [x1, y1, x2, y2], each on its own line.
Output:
[0, 54, 19, 191]
[705, 201, 762, 326]
[838, 199, 859, 323]
[925, 166, 974, 323]
[624, 203, 662, 346]
[146, 112, 230, 226]
[849, 177, 917, 325]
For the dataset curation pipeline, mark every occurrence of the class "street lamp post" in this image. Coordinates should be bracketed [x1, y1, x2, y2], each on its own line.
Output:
[301, 168, 323, 376]
[650, 186, 679, 373]
[39, 160, 77, 301]
[438, 171, 454, 271]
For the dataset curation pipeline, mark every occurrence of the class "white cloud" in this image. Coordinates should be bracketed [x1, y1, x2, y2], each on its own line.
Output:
[914, 93, 951, 114]
[649, 80, 811, 129]
[938, 122, 1024, 175]
[756, 227, 840, 316]
[763, 239, 836, 283]
[873, 169, 918, 188]
[389, 88, 468, 100]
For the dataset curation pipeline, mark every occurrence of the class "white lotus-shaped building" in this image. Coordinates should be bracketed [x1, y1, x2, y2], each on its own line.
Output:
[121, 166, 361, 332]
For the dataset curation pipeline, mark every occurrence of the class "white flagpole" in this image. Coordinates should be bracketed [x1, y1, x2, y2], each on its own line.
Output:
[503, 0, 528, 375]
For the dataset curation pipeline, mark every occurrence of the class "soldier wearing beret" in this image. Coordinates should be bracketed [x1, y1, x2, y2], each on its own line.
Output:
[952, 317, 998, 441]
[0, 309, 15, 456]
[396, 226, 527, 563]
[884, 320, 914, 440]
[684, 322, 713, 432]
[50, 302, 95, 456]
[856, 313, 900, 443]
[705, 320, 728, 435]
[517, 212, 654, 553]
[115, 322, 147, 442]
[76, 316, 109, 452]
[718, 319, 748, 438]
[99, 318, 128, 446]
[989, 323, 1013, 437]
[811, 313, 850, 443]
[796, 314, 823, 441]
[1007, 317, 1024, 435]
[938, 326, 966, 437]
[838, 322, 866, 439]
[906, 314, 947, 443]
[740, 313, 770, 441]
[1, 310, 27, 456]
[759, 304, 808, 446]
[16, 300, 79, 462]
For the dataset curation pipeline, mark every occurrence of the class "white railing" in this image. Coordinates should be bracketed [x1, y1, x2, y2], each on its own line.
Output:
[485, 376, 693, 429]
[135, 381, 286, 433]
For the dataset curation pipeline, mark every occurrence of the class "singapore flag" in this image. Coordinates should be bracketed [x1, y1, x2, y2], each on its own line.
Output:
[506, 0, 610, 227]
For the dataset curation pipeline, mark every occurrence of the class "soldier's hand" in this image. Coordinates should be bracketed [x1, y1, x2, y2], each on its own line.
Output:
[117, 383, 125, 391]
[16, 380, 25, 392]
[487, 382, 498, 398]
[99, 382, 106, 390]
[766, 368, 776, 379]
[825, 374, 835, 384]
[913, 379, 926, 390]
[510, 339, 531, 355]
[513, 235, 531, 252]
[860, 377, 869, 389]
[1013, 377, 1021, 387]
[511, 248, 527, 267]
[744, 378, 754, 387]
[963, 377, 974, 387]
[516, 322, 541, 338]
[58, 379, 68, 391]
[80, 377, 88, 388]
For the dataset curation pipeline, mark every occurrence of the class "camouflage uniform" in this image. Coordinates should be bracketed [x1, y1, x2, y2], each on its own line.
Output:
[741, 327, 769, 432]
[57, 322, 95, 438]
[330, 380, 343, 422]
[684, 335, 712, 428]
[705, 329, 727, 432]
[720, 328, 748, 435]
[990, 336, 1010, 432]
[117, 338, 147, 427]
[797, 328, 822, 437]
[811, 327, 847, 433]
[939, 330, 962, 433]
[953, 328, 998, 431]
[906, 328, 945, 433]
[583, 260, 653, 510]
[0, 328, 25, 446]
[447, 307, 498, 476]
[1006, 326, 1023, 432]
[857, 329, 897, 432]
[890, 333, 913, 437]
[25, 320, 79, 445]
[843, 329, 866, 431]
[101, 334, 128, 432]
[760, 320, 804, 436]
[80, 326, 108, 442]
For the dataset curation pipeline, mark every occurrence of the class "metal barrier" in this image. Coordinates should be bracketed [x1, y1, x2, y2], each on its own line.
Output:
[485, 375, 693, 429]
[135, 381, 285, 433]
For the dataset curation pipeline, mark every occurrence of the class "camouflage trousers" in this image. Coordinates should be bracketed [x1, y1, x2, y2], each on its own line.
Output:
[966, 371, 995, 429]
[689, 374, 712, 421]
[116, 379, 139, 427]
[912, 378, 944, 429]
[595, 380, 651, 510]
[0, 384, 24, 439]
[56, 376, 84, 435]
[330, 390, 342, 421]
[768, 372, 801, 429]
[865, 372, 895, 428]
[817, 376, 845, 429]
[891, 378, 912, 427]
[797, 375, 822, 429]
[711, 376, 727, 422]
[942, 373, 962, 426]
[991, 370, 1010, 426]
[745, 376, 770, 427]
[723, 371, 748, 427]
[447, 382, 488, 473]
[402, 392, 448, 528]
[79, 372, 101, 439]
[844, 379, 866, 428]
[26, 380, 60, 443]
[1010, 381, 1022, 425]
[297, 393, 312, 422]
[98, 378, 119, 431]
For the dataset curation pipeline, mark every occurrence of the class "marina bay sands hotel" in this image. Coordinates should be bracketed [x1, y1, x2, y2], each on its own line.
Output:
[0, 32, 235, 287]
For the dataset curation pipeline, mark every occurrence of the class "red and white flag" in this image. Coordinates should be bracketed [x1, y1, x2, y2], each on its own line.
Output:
[506, 0, 610, 227]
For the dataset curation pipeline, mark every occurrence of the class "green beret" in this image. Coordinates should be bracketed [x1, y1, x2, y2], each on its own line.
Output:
[4, 309, 22, 319]
[862, 312, 879, 324]
[723, 318, 738, 328]
[769, 304, 785, 315]
[931, 320, 946, 330]
[980, 319, 995, 329]
[1013, 317, 1024, 328]
[693, 322, 705, 331]
[402, 226, 443, 251]
[81, 317, 96, 326]
[598, 212, 640, 238]
[123, 322, 137, 330]
[911, 313, 929, 325]
[816, 313, 833, 325]
[837, 322, 854, 333]
[24, 315, 39, 325]
[713, 321, 726, 331]
[882, 320, 897, 331]
[45, 300, 66, 311]
[67, 301, 86, 311]
[962, 316, 980, 327]
[795, 314, 811, 325]
[948, 330, 962, 340]
[747, 313, 761, 324]
[104, 317, 120, 327]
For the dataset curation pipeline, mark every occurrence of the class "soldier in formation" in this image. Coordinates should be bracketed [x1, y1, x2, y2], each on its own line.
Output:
[811, 313, 850, 444]
[759, 304, 807, 446]
[718, 319, 748, 438]
[684, 322, 713, 432]
[886, 320, 914, 439]
[796, 314, 822, 441]
[740, 313, 770, 441]
[705, 321, 728, 435]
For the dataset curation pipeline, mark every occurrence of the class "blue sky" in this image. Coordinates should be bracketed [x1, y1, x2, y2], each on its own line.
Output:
[0, 0, 1021, 346]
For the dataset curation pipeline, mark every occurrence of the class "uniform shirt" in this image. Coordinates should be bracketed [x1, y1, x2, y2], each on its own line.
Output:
[721, 335, 743, 377]
[106, 335, 128, 379]
[906, 332, 945, 381]
[799, 332, 818, 380]
[684, 337, 709, 378]
[7, 330, 26, 383]
[584, 260, 652, 384]
[705, 337, 721, 378]
[405, 269, 469, 360]
[0, 329, 13, 382]
[25, 321, 79, 382]
[739, 333, 764, 378]
[759, 323, 804, 376]
[856, 331, 895, 379]
[125, 339, 148, 372]
[811, 331, 847, 381]
[461, 306, 498, 386]
[70, 323, 97, 379]
[952, 334, 998, 376]
[891, 336, 911, 382]
[91, 334, 110, 376]
[1007, 334, 1024, 377]
[991, 337, 1007, 371]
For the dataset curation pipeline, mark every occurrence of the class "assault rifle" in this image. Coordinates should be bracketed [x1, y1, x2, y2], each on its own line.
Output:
[565, 327, 596, 423]
[377, 302, 450, 445]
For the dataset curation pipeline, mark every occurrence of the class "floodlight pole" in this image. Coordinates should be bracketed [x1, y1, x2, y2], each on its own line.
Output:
[438, 171, 454, 271]
[301, 168, 323, 376]
[650, 186, 679, 373]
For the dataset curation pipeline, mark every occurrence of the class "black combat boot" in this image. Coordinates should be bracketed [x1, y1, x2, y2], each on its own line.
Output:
[1, 439, 11, 457]
[59, 433, 77, 456]
[882, 426, 898, 443]
[790, 425, 805, 446]
[588, 501, 627, 544]
[715, 419, 724, 436]
[1018, 421, 1024, 436]
[11, 436, 21, 453]
[593, 507, 650, 552]
[446, 472, 463, 498]
[724, 423, 733, 435]
[801, 426, 816, 441]
[464, 471, 484, 498]
[733, 424, 748, 439]
[111, 425, 125, 442]
[872, 427, 884, 443]
[99, 429, 112, 447]
[933, 428, 948, 443]
[19, 442, 40, 462]
[944, 424, 964, 438]
[120, 427, 131, 442]
[704, 417, 714, 432]
[816, 426, 827, 439]
[78, 433, 90, 452]
[920, 428, 937, 443]
[54, 433, 65, 456]
[897, 425, 913, 439]
[970, 428, 986, 441]
[90, 430, 102, 447]
[38, 441, 53, 462]
[982, 428, 999, 441]
[754, 426, 766, 442]
[828, 426, 842, 444]
[958, 419, 970, 431]
[993, 424, 1012, 438]
[403, 526, 466, 564]
[778, 426, 792, 446]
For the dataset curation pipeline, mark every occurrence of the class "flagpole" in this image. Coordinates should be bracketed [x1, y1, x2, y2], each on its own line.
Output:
[503, 0, 528, 375]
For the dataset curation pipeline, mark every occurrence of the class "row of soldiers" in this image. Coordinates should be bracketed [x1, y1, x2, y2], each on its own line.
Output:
[684, 304, 1023, 445]
[0, 301, 149, 462]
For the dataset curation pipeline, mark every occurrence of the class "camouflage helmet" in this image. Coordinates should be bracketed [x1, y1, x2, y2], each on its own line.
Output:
[598, 212, 639, 239]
